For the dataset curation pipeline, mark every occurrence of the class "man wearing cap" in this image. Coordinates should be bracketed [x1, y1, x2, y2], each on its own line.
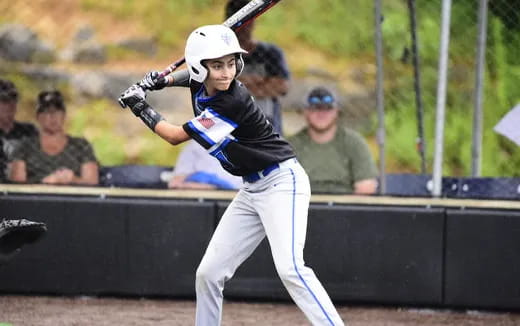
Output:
[288, 86, 378, 194]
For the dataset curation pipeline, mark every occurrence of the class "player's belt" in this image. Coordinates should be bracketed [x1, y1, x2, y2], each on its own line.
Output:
[242, 162, 280, 183]
[242, 158, 298, 183]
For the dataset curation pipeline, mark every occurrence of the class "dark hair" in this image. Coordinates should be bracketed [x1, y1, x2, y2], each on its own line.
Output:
[36, 90, 66, 113]
[225, 0, 251, 19]
[0, 78, 19, 103]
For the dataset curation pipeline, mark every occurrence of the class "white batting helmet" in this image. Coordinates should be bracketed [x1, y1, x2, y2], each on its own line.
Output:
[185, 25, 247, 83]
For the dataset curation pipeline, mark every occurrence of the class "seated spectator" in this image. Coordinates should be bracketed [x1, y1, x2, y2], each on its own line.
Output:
[168, 140, 242, 190]
[0, 79, 38, 182]
[288, 86, 378, 194]
[9, 90, 99, 185]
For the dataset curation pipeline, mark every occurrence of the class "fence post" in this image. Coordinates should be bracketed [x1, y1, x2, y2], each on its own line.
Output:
[471, 0, 489, 177]
[432, 0, 452, 197]
[374, 0, 386, 194]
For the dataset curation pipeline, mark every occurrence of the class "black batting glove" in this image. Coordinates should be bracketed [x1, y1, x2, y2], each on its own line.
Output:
[118, 84, 147, 116]
[140, 71, 169, 91]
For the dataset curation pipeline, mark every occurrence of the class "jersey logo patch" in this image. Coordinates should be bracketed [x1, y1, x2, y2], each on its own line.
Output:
[197, 117, 215, 129]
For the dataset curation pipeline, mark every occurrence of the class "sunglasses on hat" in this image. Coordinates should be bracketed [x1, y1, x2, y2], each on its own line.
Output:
[308, 95, 334, 105]
[307, 95, 336, 111]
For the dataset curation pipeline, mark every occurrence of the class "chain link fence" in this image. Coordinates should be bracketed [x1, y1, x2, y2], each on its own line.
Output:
[0, 0, 519, 199]
[378, 0, 520, 199]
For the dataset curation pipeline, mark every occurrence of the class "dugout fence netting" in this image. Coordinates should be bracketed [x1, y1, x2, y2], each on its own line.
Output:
[0, 0, 519, 199]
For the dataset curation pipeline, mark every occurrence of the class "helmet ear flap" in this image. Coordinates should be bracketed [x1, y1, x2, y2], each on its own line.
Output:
[235, 54, 244, 78]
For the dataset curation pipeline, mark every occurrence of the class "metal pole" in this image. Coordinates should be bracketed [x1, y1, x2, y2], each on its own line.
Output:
[407, 0, 427, 174]
[432, 0, 452, 197]
[471, 0, 488, 177]
[374, 0, 386, 194]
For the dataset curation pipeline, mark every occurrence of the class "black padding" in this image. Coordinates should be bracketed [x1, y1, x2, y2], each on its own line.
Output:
[305, 205, 444, 305]
[0, 195, 215, 297]
[455, 177, 520, 200]
[221, 202, 444, 305]
[122, 199, 215, 296]
[384, 174, 520, 200]
[444, 209, 520, 309]
[384, 173, 432, 197]
[99, 165, 171, 189]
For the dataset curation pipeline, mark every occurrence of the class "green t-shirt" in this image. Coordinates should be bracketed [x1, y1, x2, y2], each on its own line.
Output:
[288, 127, 378, 194]
[11, 135, 98, 184]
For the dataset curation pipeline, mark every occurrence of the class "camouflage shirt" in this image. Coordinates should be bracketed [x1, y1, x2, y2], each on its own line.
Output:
[288, 127, 378, 194]
[10, 135, 97, 184]
[0, 122, 38, 182]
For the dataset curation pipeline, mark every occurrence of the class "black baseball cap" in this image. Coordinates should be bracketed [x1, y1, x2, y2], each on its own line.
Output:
[306, 87, 336, 108]
[36, 90, 66, 113]
[0, 78, 19, 103]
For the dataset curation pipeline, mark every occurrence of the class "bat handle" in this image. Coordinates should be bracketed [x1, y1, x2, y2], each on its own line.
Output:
[158, 58, 187, 78]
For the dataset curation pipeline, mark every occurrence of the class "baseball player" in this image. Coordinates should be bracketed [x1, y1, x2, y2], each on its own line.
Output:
[118, 25, 344, 326]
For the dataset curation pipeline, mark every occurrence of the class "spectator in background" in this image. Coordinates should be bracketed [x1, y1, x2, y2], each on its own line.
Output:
[0, 79, 38, 182]
[9, 90, 99, 185]
[225, 0, 290, 135]
[168, 140, 242, 190]
[288, 86, 378, 194]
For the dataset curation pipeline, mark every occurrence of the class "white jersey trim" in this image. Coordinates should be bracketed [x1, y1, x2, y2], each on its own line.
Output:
[186, 108, 237, 146]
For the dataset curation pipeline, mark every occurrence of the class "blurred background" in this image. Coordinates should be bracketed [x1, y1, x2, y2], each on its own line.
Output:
[1, 0, 519, 188]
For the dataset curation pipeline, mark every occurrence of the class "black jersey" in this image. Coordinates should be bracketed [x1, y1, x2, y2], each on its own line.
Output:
[182, 79, 295, 176]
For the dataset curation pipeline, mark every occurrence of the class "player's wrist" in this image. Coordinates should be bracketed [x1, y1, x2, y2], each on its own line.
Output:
[138, 103, 165, 132]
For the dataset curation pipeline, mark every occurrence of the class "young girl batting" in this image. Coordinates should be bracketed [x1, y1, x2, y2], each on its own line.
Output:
[118, 24, 345, 326]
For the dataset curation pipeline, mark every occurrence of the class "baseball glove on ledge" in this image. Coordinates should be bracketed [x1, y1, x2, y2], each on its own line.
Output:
[0, 218, 47, 256]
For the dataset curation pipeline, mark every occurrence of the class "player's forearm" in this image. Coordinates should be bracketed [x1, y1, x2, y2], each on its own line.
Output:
[154, 121, 190, 145]
[168, 69, 190, 87]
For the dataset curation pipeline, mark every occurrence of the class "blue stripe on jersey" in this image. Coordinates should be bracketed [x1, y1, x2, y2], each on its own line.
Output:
[290, 169, 336, 326]
[206, 108, 238, 128]
[209, 138, 236, 168]
[196, 87, 219, 103]
[186, 121, 216, 147]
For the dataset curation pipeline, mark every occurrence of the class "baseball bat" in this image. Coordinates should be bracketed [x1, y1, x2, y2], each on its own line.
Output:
[154, 0, 282, 79]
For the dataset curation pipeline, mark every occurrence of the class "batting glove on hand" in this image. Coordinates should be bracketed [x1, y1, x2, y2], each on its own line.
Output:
[118, 84, 147, 116]
[140, 71, 169, 91]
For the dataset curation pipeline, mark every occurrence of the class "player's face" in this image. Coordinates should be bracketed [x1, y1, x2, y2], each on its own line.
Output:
[204, 54, 237, 96]
[37, 107, 66, 134]
[304, 105, 339, 132]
